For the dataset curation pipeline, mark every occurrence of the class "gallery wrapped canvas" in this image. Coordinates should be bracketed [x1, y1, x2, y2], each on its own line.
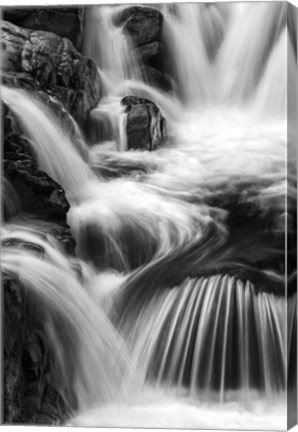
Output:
[1, 2, 297, 430]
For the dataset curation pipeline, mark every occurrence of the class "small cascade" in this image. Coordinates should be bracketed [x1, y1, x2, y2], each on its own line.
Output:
[1, 86, 95, 199]
[252, 29, 287, 119]
[83, 6, 143, 85]
[2, 2, 295, 429]
[88, 96, 127, 150]
[218, 2, 286, 103]
[122, 276, 286, 403]
[161, 4, 215, 107]
[2, 226, 131, 412]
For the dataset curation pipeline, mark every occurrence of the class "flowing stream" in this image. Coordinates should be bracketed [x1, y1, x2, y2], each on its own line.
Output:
[2, 2, 296, 430]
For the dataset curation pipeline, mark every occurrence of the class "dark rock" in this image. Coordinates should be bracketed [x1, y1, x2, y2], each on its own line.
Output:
[115, 6, 163, 47]
[121, 96, 167, 151]
[1, 20, 100, 124]
[4, 157, 70, 222]
[3, 274, 71, 424]
[3, 7, 84, 50]
[3, 101, 71, 224]
[141, 65, 172, 91]
[133, 41, 163, 69]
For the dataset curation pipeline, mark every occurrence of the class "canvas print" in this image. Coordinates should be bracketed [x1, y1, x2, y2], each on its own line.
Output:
[1, 2, 297, 430]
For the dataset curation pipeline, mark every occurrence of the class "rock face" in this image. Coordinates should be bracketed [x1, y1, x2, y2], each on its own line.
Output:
[2, 100, 76, 424]
[3, 275, 68, 424]
[3, 7, 84, 50]
[115, 6, 162, 47]
[115, 7, 170, 91]
[3, 101, 70, 223]
[122, 96, 167, 151]
[1, 20, 100, 124]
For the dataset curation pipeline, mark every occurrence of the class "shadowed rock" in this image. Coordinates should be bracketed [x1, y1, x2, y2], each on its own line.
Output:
[3, 275, 67, 424]
[133, 41, 163, 69]
[1, 20, 100, 124]
[115, 6, 163, 47]
[3, 7, 84, 50]
[121, 96, 167, 151]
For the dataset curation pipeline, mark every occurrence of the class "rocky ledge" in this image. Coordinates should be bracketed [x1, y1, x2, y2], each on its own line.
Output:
[1, 20, 100, 125]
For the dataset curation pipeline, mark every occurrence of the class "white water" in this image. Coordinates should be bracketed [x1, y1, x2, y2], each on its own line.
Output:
[2, 2, 295, 430]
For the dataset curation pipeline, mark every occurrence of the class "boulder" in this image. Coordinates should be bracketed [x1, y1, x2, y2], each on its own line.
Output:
[121, 96, 167, 151]
[1, 20, 100, 124]
[2, 7, 84, 50]
[115, 6, 163, 47]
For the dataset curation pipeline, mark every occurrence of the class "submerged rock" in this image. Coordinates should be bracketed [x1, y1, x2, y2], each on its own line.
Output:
[3, 7, 84, 50]
[1, 20, 100, 124]
[122, 96, 167, 151]
[115, 6, 163, 47]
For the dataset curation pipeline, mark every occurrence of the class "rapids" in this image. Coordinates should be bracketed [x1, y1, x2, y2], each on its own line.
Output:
[2, 2, 296, 430]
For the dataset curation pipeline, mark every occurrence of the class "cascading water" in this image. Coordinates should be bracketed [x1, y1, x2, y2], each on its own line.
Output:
[2, 2, 296, 430]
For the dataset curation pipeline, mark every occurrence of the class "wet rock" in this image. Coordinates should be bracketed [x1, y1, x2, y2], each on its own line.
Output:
[141, 65, 172, 91]
[3, 101, 72, 223]
[115, 6, 163, 47]
[3, 7, 84, 50]
[3, 275, 68, 424]
[133, 41, 163, 69]
[1, 20, 100, 124]
[122, 96, 167, 151]
[4, 157, 70, 223]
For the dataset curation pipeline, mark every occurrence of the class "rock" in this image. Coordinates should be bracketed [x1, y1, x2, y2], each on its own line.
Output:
[121, 96, 167, 151]
[141, 65, 172, 91]
[4, 157, 70, 223]
[3, 101, 71, 224]
[133, 41, 163, 69]
[3, 274, 71, 424]
[3, 7, 84, 50]
[115, 6, 163, 47]
[1, 20, 100, 124]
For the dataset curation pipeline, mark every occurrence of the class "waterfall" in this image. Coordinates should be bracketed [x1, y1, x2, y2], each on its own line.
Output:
[83, 6, 143, 85]
[218, 2, 286, 103]
[119, 276, 286, 401]
[1, 86, 94, 200]
[2, 2, 295, 430]
[161, 3, 215, 107]
[2, 225, 132, 412]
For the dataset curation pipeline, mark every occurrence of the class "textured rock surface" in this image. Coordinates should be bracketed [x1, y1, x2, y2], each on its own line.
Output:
[122, 96, 167, 151]
[2, 100, 76, 423]
[115, 7, 169, 90]
[1, 20, 100, 124]
[115, 6, 163, 47]
[3, 7, 84, 50]
[3, 102, 70, 223]
[3, 275, 68, 424]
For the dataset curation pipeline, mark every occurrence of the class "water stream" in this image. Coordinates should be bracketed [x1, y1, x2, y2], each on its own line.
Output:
[2, 2, 296, 430]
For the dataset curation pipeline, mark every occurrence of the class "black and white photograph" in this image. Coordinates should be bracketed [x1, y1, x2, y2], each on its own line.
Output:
[1, 1, 297, 430]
